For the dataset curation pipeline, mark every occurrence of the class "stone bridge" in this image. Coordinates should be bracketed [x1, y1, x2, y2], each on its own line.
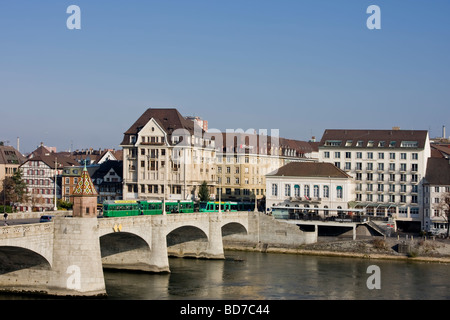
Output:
[0, 211, 249, 296]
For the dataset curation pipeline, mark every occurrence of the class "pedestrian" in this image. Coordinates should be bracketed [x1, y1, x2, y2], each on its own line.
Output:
[3, 213, 7, 221]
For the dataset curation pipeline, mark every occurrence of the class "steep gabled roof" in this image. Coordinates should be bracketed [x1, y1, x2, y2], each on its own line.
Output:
[22, 154, 79, 169]
[121, 108, 204, 146]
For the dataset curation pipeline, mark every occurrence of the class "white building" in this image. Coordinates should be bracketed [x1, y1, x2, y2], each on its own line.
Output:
[423, 157, 450, 235]
[318, 128, 430, 231]
[265, 161, 354, 218]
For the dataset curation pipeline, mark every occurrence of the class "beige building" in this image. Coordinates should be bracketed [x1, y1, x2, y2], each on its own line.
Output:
[0, 145, 25, 193]
[121, 108, 216, 201]
[207, 130, 318, 205]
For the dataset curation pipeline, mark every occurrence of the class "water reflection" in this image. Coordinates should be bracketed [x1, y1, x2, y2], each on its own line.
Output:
[103, 251, 450, 300]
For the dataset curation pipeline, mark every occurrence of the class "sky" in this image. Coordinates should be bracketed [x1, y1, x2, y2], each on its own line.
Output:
[1, 0, 449, 154]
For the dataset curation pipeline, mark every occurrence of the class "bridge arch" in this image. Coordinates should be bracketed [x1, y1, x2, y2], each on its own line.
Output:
[167, 225, 209, 246]
[0, 246, 51, 274]
[99, 232, 152, 271]
[222, 222, 248, 237]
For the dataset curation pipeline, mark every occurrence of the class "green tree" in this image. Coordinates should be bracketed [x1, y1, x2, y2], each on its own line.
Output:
[3, 170, 28, 205]
[198, 181, 210, 202]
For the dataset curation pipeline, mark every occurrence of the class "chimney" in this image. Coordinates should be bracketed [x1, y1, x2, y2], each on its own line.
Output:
[443, 125, 446, 139]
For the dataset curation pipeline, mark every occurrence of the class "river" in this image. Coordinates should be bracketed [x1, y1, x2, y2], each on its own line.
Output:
[103, 251, 450, 300]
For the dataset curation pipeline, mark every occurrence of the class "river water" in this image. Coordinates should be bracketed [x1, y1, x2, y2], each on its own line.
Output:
[104, 251, 450, 300]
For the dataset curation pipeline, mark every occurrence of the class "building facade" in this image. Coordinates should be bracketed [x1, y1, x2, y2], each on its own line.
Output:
[91, 160, 123, 203]
[423, 157, 450, 235]
[318, 129, 430, 230]
[209, 131, 317, 203]
[20, 155, 78, 211]
[0, 145, 25, 194]
[121, 108, 216, 201]
[265, 161, 354, 217]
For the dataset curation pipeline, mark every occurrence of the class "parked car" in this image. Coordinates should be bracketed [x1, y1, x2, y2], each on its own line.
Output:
[39, 215, 54, 223]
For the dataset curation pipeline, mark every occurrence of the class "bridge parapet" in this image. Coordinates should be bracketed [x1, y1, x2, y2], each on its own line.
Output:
[0, 223, 54, 240]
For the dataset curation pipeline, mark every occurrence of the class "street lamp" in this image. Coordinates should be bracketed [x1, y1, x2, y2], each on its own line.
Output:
[54, 158, 58, 211]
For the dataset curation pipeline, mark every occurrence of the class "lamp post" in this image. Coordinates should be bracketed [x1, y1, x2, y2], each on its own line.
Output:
[218, 178, 221, 213]
[54, 158, 58, 211]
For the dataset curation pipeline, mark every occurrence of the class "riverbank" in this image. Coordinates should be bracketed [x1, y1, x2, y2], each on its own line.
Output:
[224, 236, 450, 263]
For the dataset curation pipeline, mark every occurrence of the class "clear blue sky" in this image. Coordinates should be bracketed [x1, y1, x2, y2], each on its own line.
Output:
[1, 0, 449, 153]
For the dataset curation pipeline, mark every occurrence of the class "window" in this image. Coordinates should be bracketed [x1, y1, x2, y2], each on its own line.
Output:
[356, 152, 362, 159]
[378, 152, 384, 159]
[367, 152, 373, 159]
[334, 152, 341, 158]
[324, 151, 330, 158]
[304, 185, 310, 198]
[285, 184, 291, 197]
[336, 186, 343, 199]
[389, 152, 395, 160]
[294, 185, 300, 197]
[314, 185, 320, 198]
[272, 184, 278, 196]
[345, 152, 351, 159]
[323, 186, 329, 198]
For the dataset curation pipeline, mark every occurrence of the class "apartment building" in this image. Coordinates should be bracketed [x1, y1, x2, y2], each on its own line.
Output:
[423, 157, 450, 235]
[318, 128, 430, 230]
[91, 160, 123, 203]
[0, 145, 25, 193]
[20, 154, 78, 211]
[121, 108, 216, 201]
[208, 130, 317, 203]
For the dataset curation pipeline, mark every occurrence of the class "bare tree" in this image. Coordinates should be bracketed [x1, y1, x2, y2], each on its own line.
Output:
[434, 191, 450, 238]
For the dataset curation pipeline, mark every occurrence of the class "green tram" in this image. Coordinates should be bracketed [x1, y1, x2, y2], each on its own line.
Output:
[198, 201, 238, 212]
[102, 200, 194, 217]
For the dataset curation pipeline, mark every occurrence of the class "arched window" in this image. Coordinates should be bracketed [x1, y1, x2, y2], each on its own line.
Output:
[336, 186, 343, 199]
[294, 184, 300, 197]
